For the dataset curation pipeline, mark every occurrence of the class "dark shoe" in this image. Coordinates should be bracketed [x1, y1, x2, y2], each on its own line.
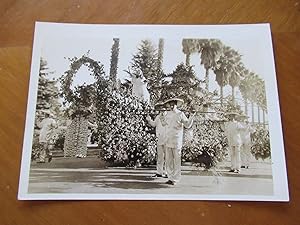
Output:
[229, 169, 235, 172]
[165, 180, 173, 184]
[152, 173, 163, 178]
[165, 180, 176, 185]
[234, 169, 240, 173]
[241, 166, 246, 168]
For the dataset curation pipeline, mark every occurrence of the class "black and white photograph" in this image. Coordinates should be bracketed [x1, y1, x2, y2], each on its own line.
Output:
[18, 22, 288, 200]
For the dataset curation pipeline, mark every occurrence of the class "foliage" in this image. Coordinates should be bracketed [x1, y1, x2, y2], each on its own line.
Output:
[31, 135, 43, 160]
[59, 54, 107, 112]
[239, 72, 267, 112]
[36, 57, 61, 120]
[182, 118, 228, 169]
[182, 39, 223, 90]
[98, 87, 157, 167]
[158, 63, 205, 108]
[128, 40, 161, 103]
[251, 126, 271, 160]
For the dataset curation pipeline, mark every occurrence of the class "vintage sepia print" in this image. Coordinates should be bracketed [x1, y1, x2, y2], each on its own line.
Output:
[18, 22, 289, 200]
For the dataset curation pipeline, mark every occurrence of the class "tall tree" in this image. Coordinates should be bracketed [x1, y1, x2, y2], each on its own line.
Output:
[182, 39, 200, 66]
[157, 38, 164, 73]
[129, 40, 160, 103]
[239, 71, 254, 115]
[200, 39, 223, 91]
[36, 57, 61, 116]
[214, 68, 228, 107]
[213, 46, 237, 106]
[255, 79, 267, 125]
[109, 38, 120, 88]
[239, 72, 261, 123]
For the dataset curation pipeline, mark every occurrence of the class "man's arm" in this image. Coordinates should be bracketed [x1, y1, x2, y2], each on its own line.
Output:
[146, 115, 157, 127]
[181, 112, 195, 129]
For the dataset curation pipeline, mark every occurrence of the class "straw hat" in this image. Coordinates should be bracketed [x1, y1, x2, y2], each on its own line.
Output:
[163, 97, 184, 107]
[238, 113, 249, 121]
[225, 111, 240, 117]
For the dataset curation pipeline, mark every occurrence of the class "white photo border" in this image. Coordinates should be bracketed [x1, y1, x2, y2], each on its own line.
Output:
[18, 22, 289, 201]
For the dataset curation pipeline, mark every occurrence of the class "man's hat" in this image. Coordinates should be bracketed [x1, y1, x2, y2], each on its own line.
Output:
[238, 113, 249, 121]
[225, 111, 240, 116]
[238, 113, 249, 118]
[154, 102, 164, 107]
[163, 97, 184, 107]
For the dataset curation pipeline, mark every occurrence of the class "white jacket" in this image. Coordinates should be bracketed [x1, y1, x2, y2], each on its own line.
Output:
[164, 109, 193, 149]
[147, 112, 167, 145]
[225, 121, 243, 147]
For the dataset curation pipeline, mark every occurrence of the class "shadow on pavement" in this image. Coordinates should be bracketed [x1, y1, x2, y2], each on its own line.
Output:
[29, 169, 171, 190]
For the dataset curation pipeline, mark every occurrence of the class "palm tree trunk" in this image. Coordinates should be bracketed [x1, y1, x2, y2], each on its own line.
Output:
[220, 85, 224, 107]
[231, 86, 235, 105]
[186, 53, 191, 67]
[263, 109, 266, 128]
[257, 106, 260, 123]
[109, 38, 120, 88]
[251, 101, 255, 124]
[205, 69, 209, 91]
[244, 98, 248, 115]
[157, 38, 164, 72]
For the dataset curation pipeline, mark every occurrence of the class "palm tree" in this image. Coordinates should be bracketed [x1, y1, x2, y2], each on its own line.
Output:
[157, 38, 164, 73]
[247, 73, 261, 124]
[109, 38, 120, 88]
[200, 39, 223, 91]
[214, 46, 242, 106]
[255, 79, 267, 126]
[182, 39, 200, 66]
[239, 70, 254, 116]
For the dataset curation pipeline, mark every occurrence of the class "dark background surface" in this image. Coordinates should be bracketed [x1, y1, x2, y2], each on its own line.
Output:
[0, 1, 299, 225]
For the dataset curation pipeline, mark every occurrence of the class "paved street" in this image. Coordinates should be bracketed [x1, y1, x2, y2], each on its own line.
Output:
[28, 157, 273, 196]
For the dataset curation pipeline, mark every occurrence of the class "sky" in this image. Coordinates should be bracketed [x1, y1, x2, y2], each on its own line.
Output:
[41, 33, 270, 121]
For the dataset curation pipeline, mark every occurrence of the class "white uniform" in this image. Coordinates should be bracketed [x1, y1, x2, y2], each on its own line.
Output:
[39, 118, 56, 143]
[225, 121, 243, 171]
[164, 109, 193, 183]
[147, 112, 167, 176]
[240, 123, 255, 167]
[38, 117, 56, 162]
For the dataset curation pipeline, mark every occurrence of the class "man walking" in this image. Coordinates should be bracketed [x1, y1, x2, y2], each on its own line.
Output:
[37, 109, 57, 163]
[163, 98, 194, 185]
[146, 103, 168, 178]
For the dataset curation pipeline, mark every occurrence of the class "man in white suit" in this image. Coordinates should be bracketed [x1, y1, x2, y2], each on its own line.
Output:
[163, 98, 194, 185]
[224, 111, 244, 173]
[239, 114, 255, 169]
[146, 103, 168, 178]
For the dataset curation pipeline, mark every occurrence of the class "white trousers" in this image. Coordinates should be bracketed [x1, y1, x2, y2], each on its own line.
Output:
[39, 143, 52, 162]
[229, 145, 241, 170]
[157, 144, 167, 175]
[241, 143, 251, 167]
[166, 147, 182, 182]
